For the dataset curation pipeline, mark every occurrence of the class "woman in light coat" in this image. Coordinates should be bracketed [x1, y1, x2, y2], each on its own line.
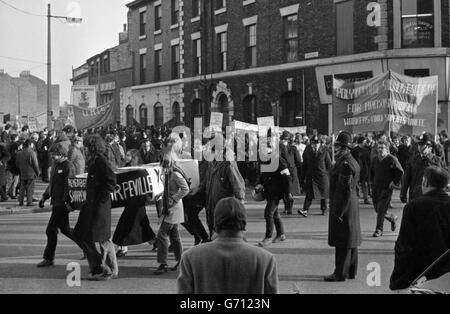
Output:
[154, 134, 190, 275]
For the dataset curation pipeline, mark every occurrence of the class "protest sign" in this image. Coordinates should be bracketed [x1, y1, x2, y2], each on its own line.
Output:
[27, 116, 38, 132]
[279, 126, 307, 135]
[232, 120, 259, 133]
[257, 116, 275, 127]
[210, 112, 223, 131]
[68, 160, 199, 211]
[333, 70, 438, 135]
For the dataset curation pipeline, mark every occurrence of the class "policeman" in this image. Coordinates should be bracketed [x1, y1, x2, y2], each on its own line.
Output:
[325, 132, 361, 282]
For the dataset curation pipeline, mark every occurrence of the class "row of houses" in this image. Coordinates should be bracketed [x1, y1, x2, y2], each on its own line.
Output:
[72, 0, 450, 135]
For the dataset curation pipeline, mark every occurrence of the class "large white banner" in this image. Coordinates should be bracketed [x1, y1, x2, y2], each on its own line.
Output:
[71, 85, 97, 108]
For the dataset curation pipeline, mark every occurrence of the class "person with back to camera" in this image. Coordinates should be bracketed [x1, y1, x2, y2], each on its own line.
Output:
[177, 197, 278, 294]
[390, 166, 450, 291]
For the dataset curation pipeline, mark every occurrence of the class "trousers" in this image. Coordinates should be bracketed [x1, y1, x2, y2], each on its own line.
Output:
[43, 205, 79, 261]
[372, 188, 393, 232]
[264, 198, 285, 238]
[334, 248, 358, 279]
[156, 222, 182, 265]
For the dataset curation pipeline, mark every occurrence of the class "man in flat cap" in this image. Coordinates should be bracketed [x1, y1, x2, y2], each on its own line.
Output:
[177, 197, 278, 294]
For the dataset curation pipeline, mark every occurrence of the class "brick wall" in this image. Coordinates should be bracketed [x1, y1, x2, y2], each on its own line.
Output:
[110, 43, 133, 72]
[354, 0, 378, 53]
[442, 0, 449, 47]
[184, 66, 329, 135]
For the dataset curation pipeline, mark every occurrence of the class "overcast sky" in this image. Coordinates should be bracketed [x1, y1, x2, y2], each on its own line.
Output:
[0, 0, 130, 105]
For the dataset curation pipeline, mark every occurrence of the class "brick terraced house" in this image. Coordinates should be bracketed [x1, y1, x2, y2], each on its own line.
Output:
[123, 0, 450, 135]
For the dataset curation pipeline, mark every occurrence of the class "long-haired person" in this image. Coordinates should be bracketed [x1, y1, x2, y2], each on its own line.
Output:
[113, 149, 156, 257]
[73, 134, 118, 281]
[154, 134, 190, 275]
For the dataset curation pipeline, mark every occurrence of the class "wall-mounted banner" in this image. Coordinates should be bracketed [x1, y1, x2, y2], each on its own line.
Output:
[68, 160, 199, 211]
[333, 70, 438, 135]
[71, 85, 97, 108]
[70, 101, 115, 130]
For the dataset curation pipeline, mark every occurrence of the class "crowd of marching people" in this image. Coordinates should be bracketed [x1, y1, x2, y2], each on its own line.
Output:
[0, 120, 449, 291]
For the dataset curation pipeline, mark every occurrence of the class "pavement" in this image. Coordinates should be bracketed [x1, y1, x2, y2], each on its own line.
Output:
[0, 180, 51, 216]
[0, 184, 416, 294]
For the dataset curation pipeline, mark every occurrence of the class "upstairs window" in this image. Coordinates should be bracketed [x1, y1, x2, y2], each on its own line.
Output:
[139, 10, 147, 37]
[155, 5, 162, 31]
[283, 14, 298, 62]
[192, 0, 201, 18]
[172, 0, 180, 25]
[215, 0, 226, 11]
[217, 32, 228, 72]
[401, 0, 434, 48]
[172, 44, 180, 79]
[193, 39, 202, 75]
[245, 24, 257, 67]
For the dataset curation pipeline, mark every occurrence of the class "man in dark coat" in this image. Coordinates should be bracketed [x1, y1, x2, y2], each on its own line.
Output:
[439, 130, 449, 169]
[0, 143, 10, 201]
[7, 134, 20, 199]
[397, 136, 412, 171]
[74, 135, 118, 281]
[194, 158, 245, 237]
[390, 166, 450, 290]
[351, 136, 371, 204]
[37, 144, 78, 268]
[370, 139, 404, 238]
[255, 144, 291, 247]
[325, 132, 361, 282]
[280, 131, 302, 215]
[16, 139, 40, 206]
[299, 135, 332, 217]
[401, 133, 446, 203]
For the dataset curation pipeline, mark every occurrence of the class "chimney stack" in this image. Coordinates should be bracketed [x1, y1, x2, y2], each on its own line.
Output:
[119, 23, 128, 44]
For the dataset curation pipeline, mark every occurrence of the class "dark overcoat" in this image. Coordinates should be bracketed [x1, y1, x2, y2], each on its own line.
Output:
[301, 145, 331, 199]
[390, 190, 450, 290]
[74, 153, 116, 243]
[281, 144, 302, 195]
[200, 161, 245, 214]
[400, 154, 446, 201]
[328, 152, 362, 248]
[257, 155, 291, 201]
[351, 146, 370, 182]
[112, 199, 155, 246]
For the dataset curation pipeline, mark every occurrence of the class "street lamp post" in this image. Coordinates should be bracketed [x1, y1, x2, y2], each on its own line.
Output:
[47, 4, 52, 129]
[46, 3, 82, 129]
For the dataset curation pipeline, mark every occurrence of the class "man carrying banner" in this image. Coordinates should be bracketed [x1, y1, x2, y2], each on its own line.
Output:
[73, 134, 118, 281]
[370, 139, 404, 238]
